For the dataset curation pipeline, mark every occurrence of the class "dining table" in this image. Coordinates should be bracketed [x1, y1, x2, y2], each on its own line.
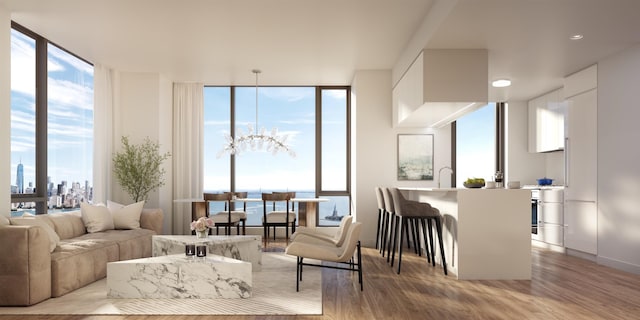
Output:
[174, 196, 328, 228]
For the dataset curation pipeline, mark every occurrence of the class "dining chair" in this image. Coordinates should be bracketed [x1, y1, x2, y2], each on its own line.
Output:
[204, 192, 241, 235]
[286, 222, 363, 292]
[273, 191, 297, 215]
[262, 192, 297, 246]
[390, 187, 447, 275]
[223, 191, 248, 235]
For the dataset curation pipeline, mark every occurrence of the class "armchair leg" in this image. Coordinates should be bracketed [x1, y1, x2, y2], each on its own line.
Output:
[296, 256, 301, 292]
[357, 241, 363, 291]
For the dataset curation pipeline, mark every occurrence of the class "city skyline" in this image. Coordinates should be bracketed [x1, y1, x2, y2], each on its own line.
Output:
[10, 27, 94, 200]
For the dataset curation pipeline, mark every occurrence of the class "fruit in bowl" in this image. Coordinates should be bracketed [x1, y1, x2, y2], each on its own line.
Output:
[463, 178, 485, 188]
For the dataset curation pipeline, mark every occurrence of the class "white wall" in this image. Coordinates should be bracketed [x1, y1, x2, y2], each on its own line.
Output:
[113, 72, 173, 234]
[0, 6, 10, 217]
[352, 70, 451, 247]
[596, 43, 640, 274]
[506, 101, 547, 185]
[506, 101, 565, 186]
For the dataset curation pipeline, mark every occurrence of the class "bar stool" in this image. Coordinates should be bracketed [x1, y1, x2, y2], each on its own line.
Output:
[390, 187, 447, 275]
[381, 187, 395, 259]
[383, 187, 413, 264]
[375, 187, 385, 250]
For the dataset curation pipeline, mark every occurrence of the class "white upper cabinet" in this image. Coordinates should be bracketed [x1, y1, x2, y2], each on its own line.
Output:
[528, 88, 566, 153]
[563, 64, 598, 255]
[392, 49, 488, 128]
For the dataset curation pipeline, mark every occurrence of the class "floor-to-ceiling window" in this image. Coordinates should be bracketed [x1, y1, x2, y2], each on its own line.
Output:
[455, 103, 496, 186]
[203, 86, 350, 227]
[10, 23, 94, 215]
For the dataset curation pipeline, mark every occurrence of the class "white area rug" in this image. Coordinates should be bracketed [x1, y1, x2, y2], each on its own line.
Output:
[0, 253, 322, 315]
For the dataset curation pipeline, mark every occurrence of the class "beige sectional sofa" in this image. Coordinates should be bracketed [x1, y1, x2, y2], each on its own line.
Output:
[0, 208, 163, 306]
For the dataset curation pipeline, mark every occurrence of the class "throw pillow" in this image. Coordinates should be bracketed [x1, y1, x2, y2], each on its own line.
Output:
[10, 216, 61, 252]
[80, 202, 114, 233]
[108, 200, 145, 230]
[0, 214, 9, 226]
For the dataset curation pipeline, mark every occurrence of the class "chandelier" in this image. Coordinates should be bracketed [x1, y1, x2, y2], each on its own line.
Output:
[218, 69, 295, 158]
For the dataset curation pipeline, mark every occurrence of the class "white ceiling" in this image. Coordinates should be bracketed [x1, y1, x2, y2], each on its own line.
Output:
[2, 0, 640, 101]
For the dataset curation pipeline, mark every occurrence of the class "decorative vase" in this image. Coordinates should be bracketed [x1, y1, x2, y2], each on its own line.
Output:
[196, 230, 208, 238]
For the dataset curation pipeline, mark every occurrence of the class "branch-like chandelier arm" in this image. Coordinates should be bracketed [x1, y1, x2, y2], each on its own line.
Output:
[217, 69, 295, 158]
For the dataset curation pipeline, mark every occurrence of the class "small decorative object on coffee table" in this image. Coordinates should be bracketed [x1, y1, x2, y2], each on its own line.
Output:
[191, 216, 214, 238]
[196, 244, 207, 258]
[185, 243, 195, 257]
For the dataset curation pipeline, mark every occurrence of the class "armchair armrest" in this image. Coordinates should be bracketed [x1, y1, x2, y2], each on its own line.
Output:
[0, 225, 52, 306]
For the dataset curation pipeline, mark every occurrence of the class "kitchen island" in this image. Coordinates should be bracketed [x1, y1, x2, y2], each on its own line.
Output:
[400, 187, 531, 280]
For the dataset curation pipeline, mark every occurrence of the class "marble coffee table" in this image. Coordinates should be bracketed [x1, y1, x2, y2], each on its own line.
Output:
[107, 254, 252, 299]
[152, 235, 262, 271]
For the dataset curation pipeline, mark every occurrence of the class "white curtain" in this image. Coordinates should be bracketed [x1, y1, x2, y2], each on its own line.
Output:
[92, 64, 114, 204]
[173, 83, 204, 235]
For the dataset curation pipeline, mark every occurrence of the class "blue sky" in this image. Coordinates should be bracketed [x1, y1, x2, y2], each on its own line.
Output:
[456, 103, 496, 185]
[10, 29, 94, 190]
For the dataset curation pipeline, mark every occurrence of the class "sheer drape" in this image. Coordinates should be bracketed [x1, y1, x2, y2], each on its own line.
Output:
[173, 83, 204, 234]
[92, 64, 114, 204]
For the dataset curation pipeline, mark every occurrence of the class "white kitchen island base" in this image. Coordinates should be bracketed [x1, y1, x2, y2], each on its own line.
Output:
[107, 254, 252, 299]
[401, 188, 532, 280]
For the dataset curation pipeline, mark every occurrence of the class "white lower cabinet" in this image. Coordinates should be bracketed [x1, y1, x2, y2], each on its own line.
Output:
[564, 201, 597, 254]
[538, 190, 564, 246]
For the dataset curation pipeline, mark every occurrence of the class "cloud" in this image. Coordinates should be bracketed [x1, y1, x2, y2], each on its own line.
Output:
[48, 43, 93, 75]
[323, 89, 347, 99]
[48, 77, 94, 111]
[10, 30, 36, 96]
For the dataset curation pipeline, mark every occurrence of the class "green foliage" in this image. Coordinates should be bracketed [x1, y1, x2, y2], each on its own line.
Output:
[112, 136, 171, 202]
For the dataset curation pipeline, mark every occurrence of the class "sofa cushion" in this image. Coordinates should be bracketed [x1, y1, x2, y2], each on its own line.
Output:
[48, 211, 87, 240]
[10, 217, 60, 252]
[81, 202, 114, 233]
[50, 238, 119, 297]
[108, 200, 145, 230]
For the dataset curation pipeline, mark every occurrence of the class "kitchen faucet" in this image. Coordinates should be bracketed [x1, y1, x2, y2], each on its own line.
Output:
[438, 166, 454, 188]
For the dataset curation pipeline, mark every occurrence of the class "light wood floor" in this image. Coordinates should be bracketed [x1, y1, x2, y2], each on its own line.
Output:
[2, 241, 640, 320]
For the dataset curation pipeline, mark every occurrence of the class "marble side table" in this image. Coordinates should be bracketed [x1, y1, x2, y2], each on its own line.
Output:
[107, 254, 252, 299]
[152, 235, 262, 271]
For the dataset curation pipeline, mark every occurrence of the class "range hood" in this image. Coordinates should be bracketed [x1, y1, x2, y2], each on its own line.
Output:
[393, 49, 488, 128]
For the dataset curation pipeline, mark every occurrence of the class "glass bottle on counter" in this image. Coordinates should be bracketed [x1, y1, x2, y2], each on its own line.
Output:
[494, 171, 504, 188]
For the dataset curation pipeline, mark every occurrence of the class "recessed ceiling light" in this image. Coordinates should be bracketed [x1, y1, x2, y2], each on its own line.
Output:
[492, 79, 511, 88]
[570, 34, 584, 40]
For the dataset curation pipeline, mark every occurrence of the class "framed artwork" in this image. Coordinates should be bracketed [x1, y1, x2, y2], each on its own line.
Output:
[397, 134, 434, 180]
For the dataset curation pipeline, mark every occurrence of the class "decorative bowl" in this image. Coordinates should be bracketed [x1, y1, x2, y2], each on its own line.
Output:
[537, 178, 553, 186]
[463, 182, 485, 188]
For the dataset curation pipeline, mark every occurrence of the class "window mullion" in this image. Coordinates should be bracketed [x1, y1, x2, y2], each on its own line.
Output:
[35, 35, 48, 214]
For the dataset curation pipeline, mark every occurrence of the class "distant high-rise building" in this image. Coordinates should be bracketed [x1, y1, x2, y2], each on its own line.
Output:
[16, 162, 24, 194]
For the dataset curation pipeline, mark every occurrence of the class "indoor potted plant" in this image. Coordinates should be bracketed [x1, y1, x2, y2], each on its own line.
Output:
[112, 136, 171, 202]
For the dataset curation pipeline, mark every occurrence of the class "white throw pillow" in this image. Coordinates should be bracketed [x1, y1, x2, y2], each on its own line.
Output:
[108, 200, 145, 230]
[10, 216, 60, 252]
[81, 202, 114, 233]
[0, 214, 9, 226]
